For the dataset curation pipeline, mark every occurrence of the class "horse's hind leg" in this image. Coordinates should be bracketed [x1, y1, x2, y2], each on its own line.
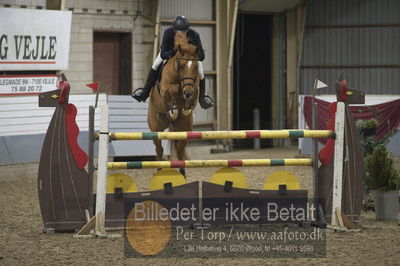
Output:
[149, 121, 167, 161]
[175, 140, 188, 161]
[153, 140, 164, 161]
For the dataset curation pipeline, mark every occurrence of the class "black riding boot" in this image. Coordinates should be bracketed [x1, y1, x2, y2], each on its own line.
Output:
[131, 68, 158, 102]
[198, 79, 214, 109]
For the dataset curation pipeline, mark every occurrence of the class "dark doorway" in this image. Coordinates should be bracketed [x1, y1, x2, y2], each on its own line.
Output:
[233, 14, 273, 148]
[93, 32, 132, 95]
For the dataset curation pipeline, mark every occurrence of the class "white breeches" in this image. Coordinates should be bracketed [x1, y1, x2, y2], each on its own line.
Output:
[152, 52, 205, 80]
[198, 60, 204, 80]
[152, 53, 163, 70]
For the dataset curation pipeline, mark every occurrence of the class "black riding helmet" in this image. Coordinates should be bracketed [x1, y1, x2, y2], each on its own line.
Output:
[173, 16, 190, 31]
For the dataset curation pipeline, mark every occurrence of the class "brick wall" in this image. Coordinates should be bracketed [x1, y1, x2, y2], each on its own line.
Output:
[1, 0, 151, 94]
[64, 0, 146, 94]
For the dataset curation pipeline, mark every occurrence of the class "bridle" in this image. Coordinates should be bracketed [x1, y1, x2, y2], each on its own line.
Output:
[162, 54, 199, 120]
[176, 56, 199, 92]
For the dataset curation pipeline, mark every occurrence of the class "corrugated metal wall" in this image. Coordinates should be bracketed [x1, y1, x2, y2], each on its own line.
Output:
[160, 0, 215, 126]
[161, 0, 213, 20]
[301, 0, 400, 94]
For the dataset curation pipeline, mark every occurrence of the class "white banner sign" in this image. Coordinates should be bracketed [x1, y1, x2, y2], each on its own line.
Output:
[0, 8, 71, 70]
[0, 75, 58, 95]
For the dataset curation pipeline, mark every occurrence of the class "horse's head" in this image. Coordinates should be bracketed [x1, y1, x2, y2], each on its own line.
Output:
[174, 32, 199, 101]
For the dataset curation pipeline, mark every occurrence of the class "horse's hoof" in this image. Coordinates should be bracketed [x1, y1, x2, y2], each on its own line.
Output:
[182, 109, 191, 116]
[179, 168, 186, 177]
[169, 109, 179, 120]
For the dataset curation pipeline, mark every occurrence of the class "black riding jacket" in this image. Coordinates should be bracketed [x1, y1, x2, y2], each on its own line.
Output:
[160, 27, 205, 61]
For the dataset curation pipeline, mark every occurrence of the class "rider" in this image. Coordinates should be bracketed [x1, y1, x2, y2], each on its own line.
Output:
[131, 16, 214, 109]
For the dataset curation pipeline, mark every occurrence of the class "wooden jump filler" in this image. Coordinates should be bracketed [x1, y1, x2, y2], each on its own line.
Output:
[37, 77, 91, 233]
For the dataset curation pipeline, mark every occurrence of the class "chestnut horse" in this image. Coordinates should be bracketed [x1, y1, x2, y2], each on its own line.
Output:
[147, 32, 200, 166]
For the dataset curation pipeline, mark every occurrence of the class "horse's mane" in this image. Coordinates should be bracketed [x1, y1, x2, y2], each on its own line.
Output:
[174, 31, 198, 56]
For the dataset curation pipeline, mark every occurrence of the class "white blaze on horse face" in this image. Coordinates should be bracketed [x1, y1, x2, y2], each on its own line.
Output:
[188, 60, 192, 69]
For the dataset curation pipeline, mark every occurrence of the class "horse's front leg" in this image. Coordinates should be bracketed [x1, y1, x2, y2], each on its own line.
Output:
[163, 84, 180, 120]
[172, 115, 193, 177]
[168, 102, 179, 120]
[175, 139, 187, 176]
[182, 99, 197, 116]
[148, 103, 169, 162]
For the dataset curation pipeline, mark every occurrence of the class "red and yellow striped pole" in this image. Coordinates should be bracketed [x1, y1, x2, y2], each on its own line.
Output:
[106, 129, 333, 141]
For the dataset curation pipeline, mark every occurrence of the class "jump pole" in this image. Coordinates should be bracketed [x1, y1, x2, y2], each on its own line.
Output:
[88, 106, 95, 217]
[107, 130, 334, 140]
[95, 104, 109, 237]
[107, 158, 313, 169]
[331, 102, 345, 227]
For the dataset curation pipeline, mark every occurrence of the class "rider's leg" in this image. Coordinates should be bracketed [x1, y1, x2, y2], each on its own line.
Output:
[198, 61, 214, 109]
[131, 53, 163, 102]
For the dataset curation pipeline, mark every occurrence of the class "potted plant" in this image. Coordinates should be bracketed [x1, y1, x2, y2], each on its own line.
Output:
[359, 119, 379, 137]
[365, 145, 400, 220]
[358, 120, 394, 156]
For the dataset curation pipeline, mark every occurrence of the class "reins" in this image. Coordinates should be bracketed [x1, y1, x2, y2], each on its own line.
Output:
[175, 56, 199, 89]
